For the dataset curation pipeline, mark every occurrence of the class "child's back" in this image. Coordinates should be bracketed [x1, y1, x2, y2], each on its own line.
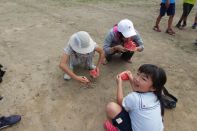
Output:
[123, 92, 163, 131]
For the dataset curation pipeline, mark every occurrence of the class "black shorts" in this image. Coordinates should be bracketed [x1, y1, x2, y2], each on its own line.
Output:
[112, 108, 132, 131]
[105, 51, 134, 61]
[121, 51, 134, 61]
[183, 3, 194, 17]
[160, 3, 175, 16]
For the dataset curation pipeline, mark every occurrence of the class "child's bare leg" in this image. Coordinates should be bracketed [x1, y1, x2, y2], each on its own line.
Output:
[195, 13, 197, 23]
[106, 102, 122, 120]
[166, 15, 175, 35]
[168, 15, 174, 30]
[153, 15, 162, 32]
[194, 12, 197, 24]
[155, 15, 162, 27]
[192, 14, 197, 29]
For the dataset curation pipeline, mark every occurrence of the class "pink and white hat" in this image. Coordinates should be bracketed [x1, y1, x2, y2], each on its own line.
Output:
[117, 19, 136, 38]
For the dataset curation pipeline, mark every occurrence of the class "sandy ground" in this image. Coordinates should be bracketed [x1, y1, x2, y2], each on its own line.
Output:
[0, 0, 197, 131]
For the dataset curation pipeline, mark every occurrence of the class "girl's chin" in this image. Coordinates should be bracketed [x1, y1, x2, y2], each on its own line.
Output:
[132, 86, 139, 92]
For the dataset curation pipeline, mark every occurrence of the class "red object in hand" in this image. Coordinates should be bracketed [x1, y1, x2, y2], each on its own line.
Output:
[124, 41, 137, 51]
[90, 68, 99, 78]
[120, 72, 129, 80]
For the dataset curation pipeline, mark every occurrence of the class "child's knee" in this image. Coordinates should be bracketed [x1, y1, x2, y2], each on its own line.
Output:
[106, 102, 122, 118]
[169, 15, 174, 19]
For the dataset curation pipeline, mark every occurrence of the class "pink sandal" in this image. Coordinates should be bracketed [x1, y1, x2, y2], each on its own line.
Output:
[104, 120, 118, 131]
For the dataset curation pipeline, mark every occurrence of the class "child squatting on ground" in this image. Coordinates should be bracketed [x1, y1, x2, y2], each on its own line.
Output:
[59, 31, 104, 84]
[104, 64, 166, 131]
[103, 19, 144, 64]
[153, 0, 176, 35]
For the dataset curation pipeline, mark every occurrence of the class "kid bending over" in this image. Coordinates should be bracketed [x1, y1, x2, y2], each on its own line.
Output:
[59, 31, 104, 84]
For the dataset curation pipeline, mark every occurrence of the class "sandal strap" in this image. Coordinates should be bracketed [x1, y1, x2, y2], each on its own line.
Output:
[166, 28, 175, 34]
[153, 26, 161, 32]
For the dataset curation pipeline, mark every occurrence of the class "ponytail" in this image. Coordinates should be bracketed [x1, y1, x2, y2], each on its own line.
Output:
[154, 88, 164, 116]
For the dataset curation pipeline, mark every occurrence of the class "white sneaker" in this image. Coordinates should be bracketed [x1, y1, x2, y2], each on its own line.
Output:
[64, 73, 71, 80]
[89, 65, 96, 70]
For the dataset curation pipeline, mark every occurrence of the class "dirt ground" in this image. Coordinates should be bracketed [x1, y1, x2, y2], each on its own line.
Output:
[0, 0, 197, 131]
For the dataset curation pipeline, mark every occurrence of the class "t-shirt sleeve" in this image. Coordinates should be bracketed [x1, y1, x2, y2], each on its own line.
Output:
[63, 44, 71, 55]
[133, 30, 144, 50]
[95, 43, 99, 49]
[103, 31, 113, 55]
[122, 92, 139, 111]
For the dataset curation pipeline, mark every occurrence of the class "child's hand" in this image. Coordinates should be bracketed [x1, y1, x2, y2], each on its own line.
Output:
[77, 76, 90, 84]
[90, 67, 100, 78]
[116, 74, 123, 85]
[119, 71, 129, 81]
[165, 2, 170, 8]
[115, 45, 127, 52]
[125, 71, 133, 81]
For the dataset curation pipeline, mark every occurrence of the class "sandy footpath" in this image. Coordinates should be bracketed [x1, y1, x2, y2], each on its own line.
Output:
[0, 0, 197, 131]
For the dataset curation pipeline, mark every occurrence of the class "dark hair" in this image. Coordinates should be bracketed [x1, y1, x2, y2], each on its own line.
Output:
[138, 64, 167, 116]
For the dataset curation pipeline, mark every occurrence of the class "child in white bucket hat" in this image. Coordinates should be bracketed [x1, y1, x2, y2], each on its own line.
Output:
[103, 19, 144, 64]
[59, 31, 104, 84]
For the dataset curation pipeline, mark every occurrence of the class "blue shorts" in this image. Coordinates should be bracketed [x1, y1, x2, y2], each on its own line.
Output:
[112, 108, 132, 131]
[160, 3, 175, 16]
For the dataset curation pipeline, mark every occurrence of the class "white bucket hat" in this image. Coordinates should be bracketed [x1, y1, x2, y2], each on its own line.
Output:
[69, 31, 96, 54]
[117, 19, 136, 38]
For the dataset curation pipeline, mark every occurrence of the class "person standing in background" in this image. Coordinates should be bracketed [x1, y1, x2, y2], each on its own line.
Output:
[176, 0, 196, 29]
[153, 0, 176, 35]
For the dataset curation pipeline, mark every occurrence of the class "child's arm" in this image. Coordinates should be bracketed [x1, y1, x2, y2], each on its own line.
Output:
[116, 75, 124, 105]
[165, 0, 170, 8]
[59, 54, 90, 84]
[136, 46, 144, 52]
[132, 30, 144, 52]
[104, 32, 127, 54]
[95, 46, 105, 68]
